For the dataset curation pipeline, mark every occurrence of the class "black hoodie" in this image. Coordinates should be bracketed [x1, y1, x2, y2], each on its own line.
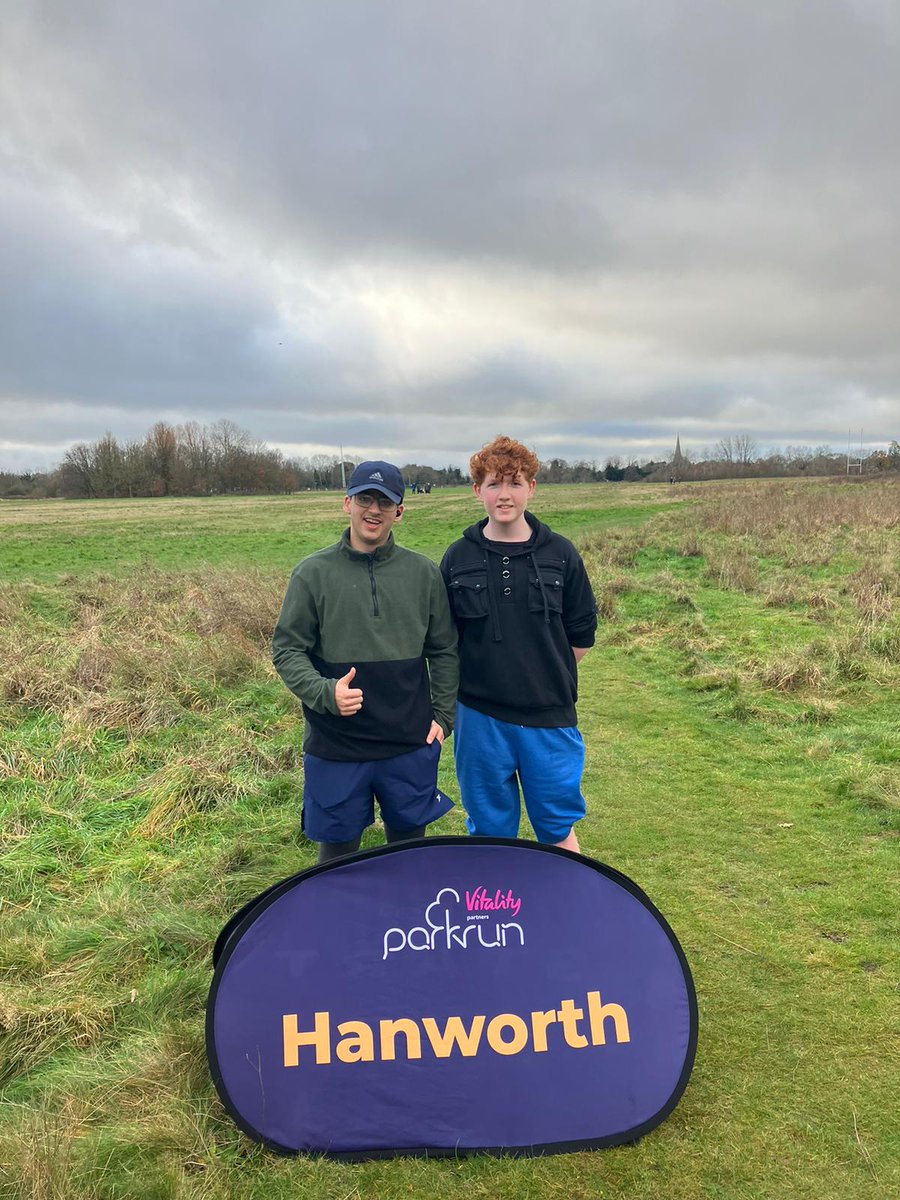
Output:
[440, 513, 597, 727]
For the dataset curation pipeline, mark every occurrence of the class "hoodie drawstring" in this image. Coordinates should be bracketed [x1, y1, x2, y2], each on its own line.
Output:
[484, 555, 503, 641]
[529, 552, 551, 625]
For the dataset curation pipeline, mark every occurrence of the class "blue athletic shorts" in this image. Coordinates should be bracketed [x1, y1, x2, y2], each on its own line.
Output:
[453, 702, 586, 843]
[302, 740, 453, 843]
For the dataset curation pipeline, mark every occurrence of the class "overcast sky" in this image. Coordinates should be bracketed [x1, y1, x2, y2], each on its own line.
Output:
[2, 0, 898, 471]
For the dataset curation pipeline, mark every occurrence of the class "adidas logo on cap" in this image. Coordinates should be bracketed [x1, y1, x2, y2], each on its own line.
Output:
[347, 460, 404, 501]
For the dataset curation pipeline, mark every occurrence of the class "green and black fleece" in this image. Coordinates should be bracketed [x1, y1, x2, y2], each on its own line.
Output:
[272, 530, 458, 761]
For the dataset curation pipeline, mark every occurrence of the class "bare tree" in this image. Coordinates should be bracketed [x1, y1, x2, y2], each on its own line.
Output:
[147, 422, 178, 495]
[61, 443, 98, 497]
[714, 434, 757, 469]
[94, 432, 125, 497]
[210, 419, 253, 491]
[121, 439, 151, 497]
[733, 434, 758, 464]
[178, 421, 213, 493]
[309, 453, 339, 490]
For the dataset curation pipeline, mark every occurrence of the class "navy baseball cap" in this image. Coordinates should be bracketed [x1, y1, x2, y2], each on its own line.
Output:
[346, 461, 405, 504]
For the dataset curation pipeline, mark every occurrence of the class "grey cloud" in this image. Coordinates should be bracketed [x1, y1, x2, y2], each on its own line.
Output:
[0, 176, 380, 415]
[8, 2, 898, 270]
[1, 1, 898, 469]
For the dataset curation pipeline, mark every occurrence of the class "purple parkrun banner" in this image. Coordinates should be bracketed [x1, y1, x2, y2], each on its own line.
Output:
[206, 838, 697, 1158]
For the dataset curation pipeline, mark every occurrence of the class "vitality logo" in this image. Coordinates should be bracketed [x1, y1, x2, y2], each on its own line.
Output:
[466, 886, 521, 917]
[383, 886, 525, 960]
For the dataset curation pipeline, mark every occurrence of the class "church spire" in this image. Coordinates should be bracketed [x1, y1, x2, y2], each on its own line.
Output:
[669, 435, 685, 483]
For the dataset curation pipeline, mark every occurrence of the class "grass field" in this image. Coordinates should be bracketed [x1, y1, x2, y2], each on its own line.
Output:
[1, 479, 898, 1199]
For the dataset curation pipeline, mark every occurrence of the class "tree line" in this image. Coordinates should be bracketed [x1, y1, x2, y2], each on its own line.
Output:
[0, 421, 467, 500]
[1, 423, 898, 500]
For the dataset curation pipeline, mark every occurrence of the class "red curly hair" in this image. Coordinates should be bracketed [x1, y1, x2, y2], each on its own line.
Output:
[469, 435, 540, 486]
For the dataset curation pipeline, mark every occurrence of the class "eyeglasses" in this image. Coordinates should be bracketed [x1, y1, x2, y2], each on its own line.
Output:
[351, 492, 398, 511]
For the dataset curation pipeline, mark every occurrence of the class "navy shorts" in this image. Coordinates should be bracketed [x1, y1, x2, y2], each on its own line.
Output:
[302, 740, 453, 843]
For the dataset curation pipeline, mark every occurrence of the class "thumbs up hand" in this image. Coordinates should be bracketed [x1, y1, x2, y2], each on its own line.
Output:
[335, 667, 364, 716]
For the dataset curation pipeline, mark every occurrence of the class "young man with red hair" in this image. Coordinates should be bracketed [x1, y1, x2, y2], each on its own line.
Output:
[440, 436, 597, 852]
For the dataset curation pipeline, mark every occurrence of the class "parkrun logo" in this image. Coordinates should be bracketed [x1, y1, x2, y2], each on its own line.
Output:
[282, 991, 631, 1067]
[382, 886, 524, 960]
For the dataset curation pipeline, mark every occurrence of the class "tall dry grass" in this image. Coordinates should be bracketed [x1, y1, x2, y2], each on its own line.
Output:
[662, 478, 898, 605]
[691, 476, 900, 540]
[0, 569, 285, 734]
[579, 529, 647, 621]
[586, 477, 900, 699]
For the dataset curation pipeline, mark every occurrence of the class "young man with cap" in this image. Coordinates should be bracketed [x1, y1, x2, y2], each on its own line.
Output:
[440, 436, 597, 853]
[273, 461, 459, 863]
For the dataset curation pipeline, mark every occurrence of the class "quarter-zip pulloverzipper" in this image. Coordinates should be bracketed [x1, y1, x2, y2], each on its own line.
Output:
[367, 555, 379, 616]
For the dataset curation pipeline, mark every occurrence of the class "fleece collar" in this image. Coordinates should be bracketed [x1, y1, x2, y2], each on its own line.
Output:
[339, 528, 398, 562]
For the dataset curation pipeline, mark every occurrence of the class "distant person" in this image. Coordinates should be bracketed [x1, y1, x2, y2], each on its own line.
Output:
[440, 435, 597, 852]
[273, 461, 459, 863]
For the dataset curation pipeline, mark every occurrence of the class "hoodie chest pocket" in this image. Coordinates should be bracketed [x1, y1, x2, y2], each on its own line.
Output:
[449, 569, 489, 619]
[527, 562, 565, 616]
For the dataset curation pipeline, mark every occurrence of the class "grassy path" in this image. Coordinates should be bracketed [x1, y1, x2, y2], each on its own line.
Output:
[574, 640, 896, 1199]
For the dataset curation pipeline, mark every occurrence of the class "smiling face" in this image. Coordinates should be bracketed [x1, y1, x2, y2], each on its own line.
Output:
[474, 472, 536, 541]
[343, 490, 403, 552]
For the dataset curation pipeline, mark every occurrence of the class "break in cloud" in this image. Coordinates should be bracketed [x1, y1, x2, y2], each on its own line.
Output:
[1, 0, 898, 471]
